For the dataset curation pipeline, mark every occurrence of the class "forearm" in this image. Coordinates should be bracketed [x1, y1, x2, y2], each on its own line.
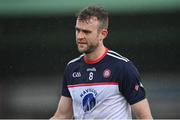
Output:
[50, 113, 73, 120]
[131, 98, 153, 119]
[50, 96, 73, 120]
[134, 111, 153, 119]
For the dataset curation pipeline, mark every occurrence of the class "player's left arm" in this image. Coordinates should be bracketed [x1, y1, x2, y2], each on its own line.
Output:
[131, 98, 153, 119]
[121, 61, 153, 119]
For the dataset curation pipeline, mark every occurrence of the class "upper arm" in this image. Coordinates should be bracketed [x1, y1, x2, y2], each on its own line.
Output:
[131, 98, 153, 119]
[52, 96, 73, 119]
[121, 61, 146, 105]
[120, 62, 152, 118]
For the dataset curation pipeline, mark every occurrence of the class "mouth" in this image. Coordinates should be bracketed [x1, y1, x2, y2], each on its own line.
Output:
[77, 41, 87, 45]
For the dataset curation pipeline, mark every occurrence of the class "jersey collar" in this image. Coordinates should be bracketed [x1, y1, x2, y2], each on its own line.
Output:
[83, 48, 108, 64]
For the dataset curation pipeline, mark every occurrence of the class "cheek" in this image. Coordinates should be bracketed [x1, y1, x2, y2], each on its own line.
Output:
[98, 32, 104, 40]
[86, 33, 100, 43]
[89, 36, 99, 44]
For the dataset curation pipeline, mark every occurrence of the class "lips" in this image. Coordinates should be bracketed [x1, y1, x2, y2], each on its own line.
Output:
[77, 41, 87, 44]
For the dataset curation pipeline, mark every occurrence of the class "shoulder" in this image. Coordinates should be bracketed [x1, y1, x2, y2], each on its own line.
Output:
[107, 50, 138, 72]
[107, 49, 130, 63]
[67, 54, 85, 66]
[64, 54, 84, 73]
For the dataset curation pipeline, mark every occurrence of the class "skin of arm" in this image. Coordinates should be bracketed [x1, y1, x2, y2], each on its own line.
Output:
[50, 96, 73, 119]
[131, 98, 153, 119]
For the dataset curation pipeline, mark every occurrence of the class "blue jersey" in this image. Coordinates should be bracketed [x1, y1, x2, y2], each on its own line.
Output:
[62, 48, 146, 119]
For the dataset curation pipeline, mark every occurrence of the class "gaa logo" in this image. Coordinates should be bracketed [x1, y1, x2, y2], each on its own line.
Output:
[72, 72, 81, 78]
[103, 69, 111, 78]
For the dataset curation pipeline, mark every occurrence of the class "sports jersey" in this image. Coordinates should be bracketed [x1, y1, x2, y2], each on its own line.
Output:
[62, 48, 146, 119]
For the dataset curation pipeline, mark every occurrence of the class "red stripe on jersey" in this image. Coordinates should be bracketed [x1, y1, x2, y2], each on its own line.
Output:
[68, 82, 119, 88]
[83, 48, 108, 64]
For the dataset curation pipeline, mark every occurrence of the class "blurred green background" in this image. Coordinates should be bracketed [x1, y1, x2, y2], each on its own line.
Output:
[0, 0, 180, 119]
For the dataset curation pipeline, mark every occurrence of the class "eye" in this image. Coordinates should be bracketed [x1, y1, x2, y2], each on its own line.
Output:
[75, 28, 80, 32]
[83, 30, 91, 34]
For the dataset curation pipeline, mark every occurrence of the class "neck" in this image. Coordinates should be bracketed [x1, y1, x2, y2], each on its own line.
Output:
[85, 45, 107, 61]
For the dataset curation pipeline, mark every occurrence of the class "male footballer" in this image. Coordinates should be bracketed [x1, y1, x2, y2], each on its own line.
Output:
[51, 5, 152, 119]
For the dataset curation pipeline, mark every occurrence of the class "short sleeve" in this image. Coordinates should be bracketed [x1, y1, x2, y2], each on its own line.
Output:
[61, 66, 71, 98]
[121, 61, 146, 105]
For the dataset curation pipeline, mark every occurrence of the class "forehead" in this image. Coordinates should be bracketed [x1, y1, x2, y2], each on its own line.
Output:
[76, 17, 100, 30]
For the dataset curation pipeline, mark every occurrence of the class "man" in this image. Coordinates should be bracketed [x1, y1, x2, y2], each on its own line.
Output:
[51, 6, 152, 119]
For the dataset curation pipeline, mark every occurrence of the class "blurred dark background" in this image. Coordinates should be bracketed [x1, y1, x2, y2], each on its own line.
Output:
[0, 0, 180, 119]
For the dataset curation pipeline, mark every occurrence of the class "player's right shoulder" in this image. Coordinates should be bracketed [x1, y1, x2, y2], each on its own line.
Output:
[67, 54, 85, 66]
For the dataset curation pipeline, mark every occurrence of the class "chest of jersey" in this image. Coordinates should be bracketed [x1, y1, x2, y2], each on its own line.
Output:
[68, 61, 121, 85]
[63, 51, 144, 119]
[67, 61, 128, 118]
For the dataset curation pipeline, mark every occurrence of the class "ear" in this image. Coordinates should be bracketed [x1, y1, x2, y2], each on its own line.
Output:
[100, 29, 108, 40]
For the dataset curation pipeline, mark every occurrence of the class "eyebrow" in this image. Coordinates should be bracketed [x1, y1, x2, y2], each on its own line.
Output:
[75, 27, 92, 33]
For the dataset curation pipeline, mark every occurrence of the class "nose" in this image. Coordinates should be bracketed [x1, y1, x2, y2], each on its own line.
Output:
[76, 31, 85, 40]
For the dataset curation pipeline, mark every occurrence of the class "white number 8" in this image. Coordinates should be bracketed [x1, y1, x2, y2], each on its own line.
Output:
[89, 72, 94, 80]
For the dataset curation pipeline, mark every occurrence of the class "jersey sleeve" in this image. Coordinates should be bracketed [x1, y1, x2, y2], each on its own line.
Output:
[61, 66, 71, 98]
[121, 61, 146, 105]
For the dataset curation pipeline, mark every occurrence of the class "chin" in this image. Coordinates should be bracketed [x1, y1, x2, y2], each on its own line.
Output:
[78, 47, 93, 54]
[78, 48, 86, 53]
